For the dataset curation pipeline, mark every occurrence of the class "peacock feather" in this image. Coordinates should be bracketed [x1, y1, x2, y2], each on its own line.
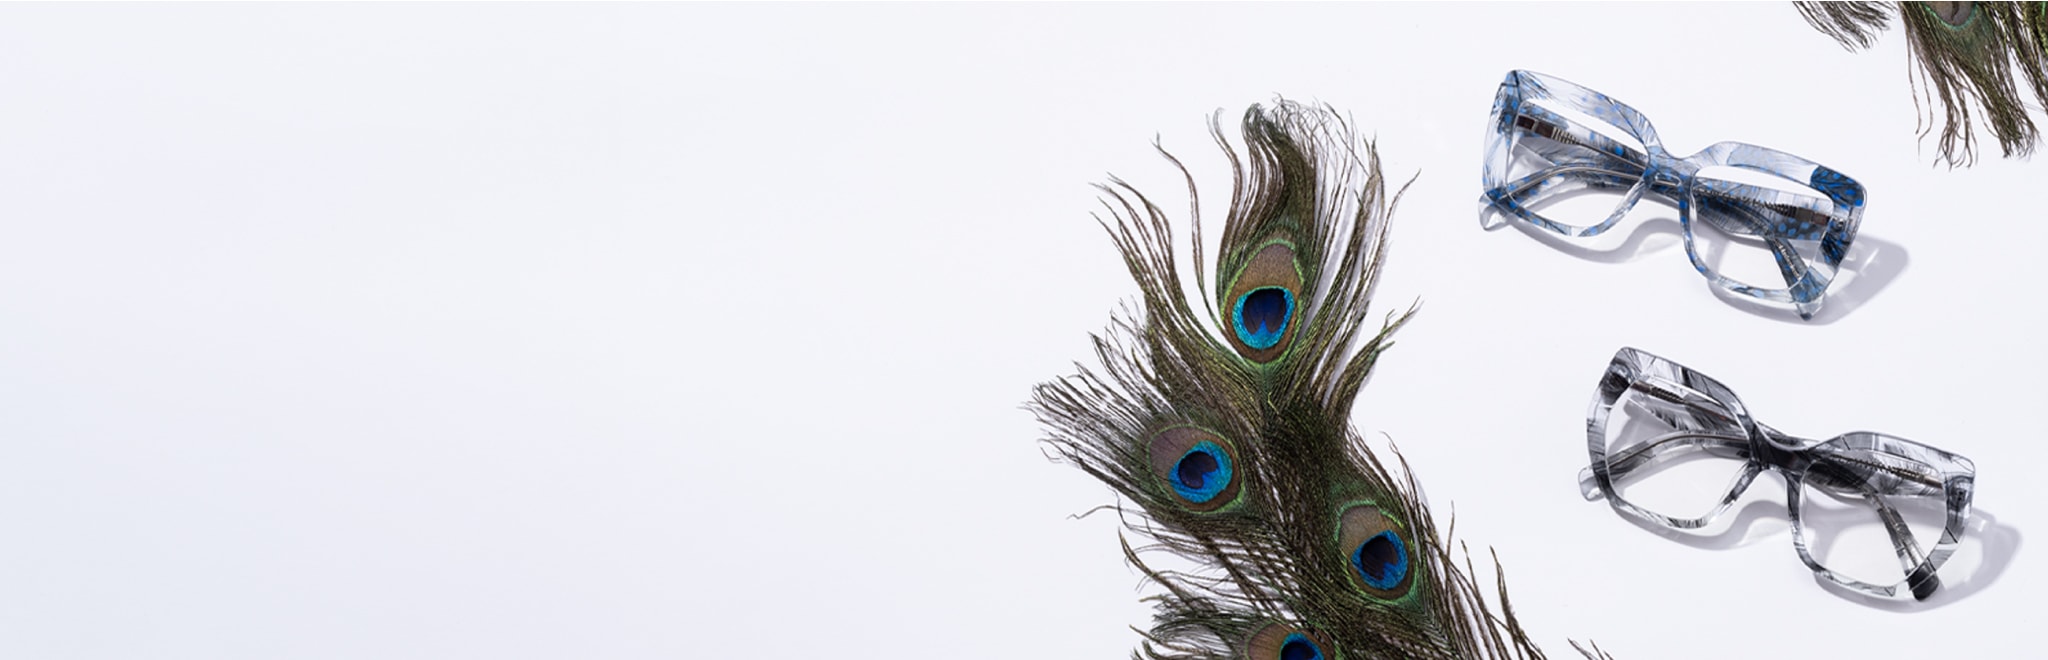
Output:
[1029, 101, 1600, 660]
[1795, 1, 2048, 165]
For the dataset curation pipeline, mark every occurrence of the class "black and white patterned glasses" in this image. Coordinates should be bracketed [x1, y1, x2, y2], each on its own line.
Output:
[1480, 70, 1866, 320]
[1578, 347, 1975, 600]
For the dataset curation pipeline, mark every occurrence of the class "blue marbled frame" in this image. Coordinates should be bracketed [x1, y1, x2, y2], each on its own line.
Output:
[1480, 70, 1866, 320]
[1578, 347, 1976, 601]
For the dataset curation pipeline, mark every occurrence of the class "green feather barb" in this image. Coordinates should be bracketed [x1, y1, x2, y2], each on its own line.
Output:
[1796, 1, 2048, 165]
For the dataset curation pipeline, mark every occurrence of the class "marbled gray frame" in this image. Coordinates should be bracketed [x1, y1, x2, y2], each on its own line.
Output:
[1579, 347, 1975, 600]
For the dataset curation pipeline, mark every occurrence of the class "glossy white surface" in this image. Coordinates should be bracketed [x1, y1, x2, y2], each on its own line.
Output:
[0, 3, 2032, 658]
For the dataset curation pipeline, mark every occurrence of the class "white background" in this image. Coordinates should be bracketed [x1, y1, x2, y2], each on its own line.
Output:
[0, 3, 2036, 658]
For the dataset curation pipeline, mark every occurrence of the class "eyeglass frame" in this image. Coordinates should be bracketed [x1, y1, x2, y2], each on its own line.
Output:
[1479, 69, 1868, 320]
[1577, 347, 1976, 601]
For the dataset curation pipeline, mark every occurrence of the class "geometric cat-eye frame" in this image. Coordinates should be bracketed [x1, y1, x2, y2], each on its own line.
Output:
[1577, 347, 1975, 600]
[1480, 69, 1867, 320]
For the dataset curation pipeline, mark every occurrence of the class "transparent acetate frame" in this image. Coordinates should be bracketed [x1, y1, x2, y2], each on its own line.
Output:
[1578, 347, 1975, 600]
[1480, 69, 1866, 320]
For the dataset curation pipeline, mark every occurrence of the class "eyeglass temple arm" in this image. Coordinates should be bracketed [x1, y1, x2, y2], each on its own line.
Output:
[1512, 113, 1648, 170]
[1493, 113, 1646, 203]
[1489, 161, 1640, 203]
[1578, 433, 1944, 500]
[1492, 156, 1833, 252]
[1581, 376, 1941, 495]
[1493, 167, 1815, 291]
[1578, 430, 1747, 500]
[1692, 180, 1836, 233]
[1864, 488, 1942, 599]
[1506, 112, 1838, 241]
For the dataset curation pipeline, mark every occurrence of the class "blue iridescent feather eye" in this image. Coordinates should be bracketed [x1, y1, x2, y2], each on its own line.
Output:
[1146, 426, 1242, 512]
[1337, 504, 1414, 597]
[1232, 287, 1294, 350]
[1278, 633, 1324, 660]
[1246, 623, 1334, 660]
[1170, 441, 1233, 503]
[1351, 530, 1409, 591]
[1220, 242, 1304, 362]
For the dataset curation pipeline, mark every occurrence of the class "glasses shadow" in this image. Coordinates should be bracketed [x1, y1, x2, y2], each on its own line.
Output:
[1708, 233, 1910, 326]
[1608, 498, 1791, 550]
[1593, 489, 2017, 608]
[1814, 510, 2020, 612]
[1485, 204, 1684, 265]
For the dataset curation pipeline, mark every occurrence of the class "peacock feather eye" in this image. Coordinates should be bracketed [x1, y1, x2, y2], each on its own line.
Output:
[1171, 442, 1231, 500]
[1220, 241, 1304, 363]
[1278, 633, 1324, 660]
[1246, 622, 1335, 660]
[1351, 530, 1409, 591]
[1232, 287, 1295, 350]
[1031, 101, 1567, 658]
[1926, 1, 1974, 26]
[1337, 504, 1414, 598]
[1146, 426, 1242, 511]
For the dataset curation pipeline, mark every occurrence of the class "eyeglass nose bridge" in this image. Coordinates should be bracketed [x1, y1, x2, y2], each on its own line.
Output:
[1642, 150, 1690, 185]
[1746, 433, 1809, 472]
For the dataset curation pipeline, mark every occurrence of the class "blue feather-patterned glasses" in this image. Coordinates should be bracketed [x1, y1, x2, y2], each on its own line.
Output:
[1579, 347, 1976, 600]
[1479, 70, 1866, 320]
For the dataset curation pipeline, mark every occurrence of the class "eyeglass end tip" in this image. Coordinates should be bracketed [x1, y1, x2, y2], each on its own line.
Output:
[1908, 566, 1941, 601]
